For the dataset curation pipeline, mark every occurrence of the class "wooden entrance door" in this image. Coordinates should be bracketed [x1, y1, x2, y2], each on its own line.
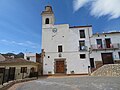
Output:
[55, 61, 65, 73]
[101, 53, 114, 64]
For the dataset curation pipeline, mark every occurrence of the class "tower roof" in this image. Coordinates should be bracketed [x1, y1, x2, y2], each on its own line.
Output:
[41, 5, 54, 15]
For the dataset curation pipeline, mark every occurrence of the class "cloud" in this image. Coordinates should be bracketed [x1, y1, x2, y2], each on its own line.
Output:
[0, 39, 39, 49]
[73, 0, 120, 19]
[73, 0, 90, 12]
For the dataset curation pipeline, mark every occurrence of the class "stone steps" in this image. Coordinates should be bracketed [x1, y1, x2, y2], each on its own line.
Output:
[91, 64, 120, 76]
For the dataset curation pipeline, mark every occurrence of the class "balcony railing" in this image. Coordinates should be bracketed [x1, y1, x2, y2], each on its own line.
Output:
[79, 46, 88, 51]
[91, 43, 120, 50]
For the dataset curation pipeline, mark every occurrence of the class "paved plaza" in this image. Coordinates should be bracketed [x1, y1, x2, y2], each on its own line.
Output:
[13, 76, 120, 90]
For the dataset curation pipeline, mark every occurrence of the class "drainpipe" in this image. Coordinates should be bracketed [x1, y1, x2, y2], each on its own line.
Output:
[88, 27, 92, 75]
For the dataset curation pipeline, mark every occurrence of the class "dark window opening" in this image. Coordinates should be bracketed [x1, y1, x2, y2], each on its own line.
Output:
[79, 30, 85, 38]
[58, 45, 62, 52]
[27, 57, 30, 60]
[96, 39, 103, 48]
[79, 40, 86, 50]
[105, 38, 111, 48]
[80, 54, 86, 59]
[9, 67, 16, 81]
[21, 67, 27, 73]
[45, 18, 49, 24]
[0, 68, 5, 73]
[30, 67, 35, 73]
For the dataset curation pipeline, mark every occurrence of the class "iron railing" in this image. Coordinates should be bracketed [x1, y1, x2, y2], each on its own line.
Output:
[79, 46, 88, 51]
[91, 43, 120, 50]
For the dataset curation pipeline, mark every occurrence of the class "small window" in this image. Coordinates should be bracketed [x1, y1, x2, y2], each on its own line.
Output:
[96, 39, 103, 48]
[79, 40, 85, 50]
[30, 67, 35, 72]
[0, 68, 5, 73]
[45, 18, 49, 24]
[21, 67, 27, 73]
[80, 54, 86, 59]
[79, 30, 85, 38]
[27, 57, 30, 60]
[58, 45, 62, 52]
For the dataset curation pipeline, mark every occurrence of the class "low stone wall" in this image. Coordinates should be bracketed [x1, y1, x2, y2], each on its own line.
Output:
[0, 77, 37, 90]
[91, 64, 120, 76]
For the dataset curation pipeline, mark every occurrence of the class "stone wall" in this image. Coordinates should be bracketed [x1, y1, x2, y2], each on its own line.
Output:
[0, 77, 37, 90]
[91, 64, 120, 76]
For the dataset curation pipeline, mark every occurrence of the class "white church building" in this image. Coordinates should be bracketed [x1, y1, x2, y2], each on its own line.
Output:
[41, 5, 120, 75]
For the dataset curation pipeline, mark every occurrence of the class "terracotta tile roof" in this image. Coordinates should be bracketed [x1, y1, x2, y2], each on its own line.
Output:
[69, 25, 92, 28]
[0, 58, 36, 64]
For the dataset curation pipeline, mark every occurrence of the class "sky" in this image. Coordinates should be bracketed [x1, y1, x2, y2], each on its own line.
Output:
[0, 0, 120, 54]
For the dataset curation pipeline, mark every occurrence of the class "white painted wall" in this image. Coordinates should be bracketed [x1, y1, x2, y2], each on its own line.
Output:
[24, 53, 36, 62]
[41, 5, 120, 75]
[91, 33, 120, 46]
[90, 33, 120, 62]
[43, 52, 90, 74]
[42, 22, 92, 74]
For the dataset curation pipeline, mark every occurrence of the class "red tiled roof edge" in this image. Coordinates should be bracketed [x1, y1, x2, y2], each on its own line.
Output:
[0, 58, 37, 64]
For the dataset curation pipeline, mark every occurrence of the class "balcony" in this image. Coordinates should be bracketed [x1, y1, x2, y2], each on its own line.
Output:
[79, 46, 88, 51]
[91, 43, 120, 50]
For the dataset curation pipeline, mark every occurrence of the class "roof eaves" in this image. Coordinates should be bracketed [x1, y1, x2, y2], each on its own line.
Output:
[69, 25, 92, 28]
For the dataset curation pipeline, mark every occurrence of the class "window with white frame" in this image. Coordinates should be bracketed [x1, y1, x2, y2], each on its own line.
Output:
[79, 30, 85, 38]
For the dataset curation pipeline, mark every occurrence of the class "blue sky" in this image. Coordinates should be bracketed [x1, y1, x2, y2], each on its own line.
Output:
[0, 0, 120, 54]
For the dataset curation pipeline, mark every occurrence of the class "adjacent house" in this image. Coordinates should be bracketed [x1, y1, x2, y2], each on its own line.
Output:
[90, 32, 120, 69]
[24, 53, 42, 75]
[0, 56, 40, 84]
[41, 5, 120, 75]
[24, 53, 41, 63]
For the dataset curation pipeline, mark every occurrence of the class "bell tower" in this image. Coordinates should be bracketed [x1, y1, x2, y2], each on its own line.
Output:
[41, 5, 55, 26]
[41, 5, 55, 52]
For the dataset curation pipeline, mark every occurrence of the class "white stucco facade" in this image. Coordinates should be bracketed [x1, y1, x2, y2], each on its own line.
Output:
[24, 53, 36, 62]
[41, 6, 92, 75]
[90, 33, 120, 64]
[41, 5, 120, 75]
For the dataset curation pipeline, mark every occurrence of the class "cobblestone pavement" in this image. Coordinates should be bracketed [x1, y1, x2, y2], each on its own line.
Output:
[14, 76, 120, 90]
